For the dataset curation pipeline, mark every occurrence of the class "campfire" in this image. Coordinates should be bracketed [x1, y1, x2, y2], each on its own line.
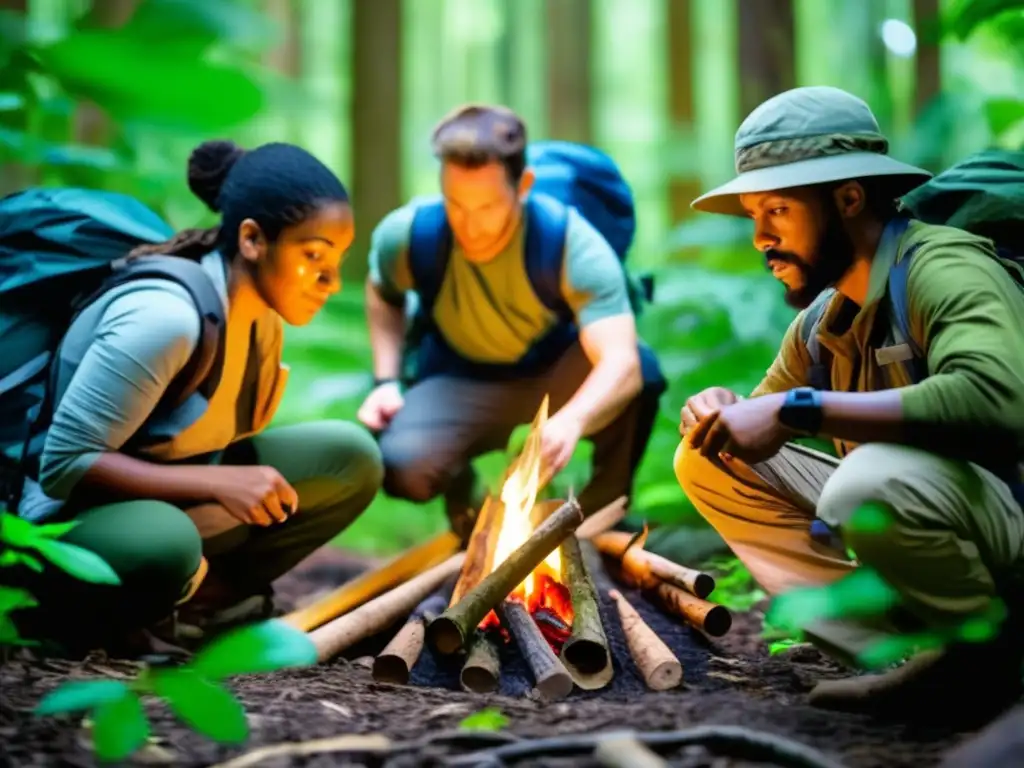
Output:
[282, 398, 733, 702]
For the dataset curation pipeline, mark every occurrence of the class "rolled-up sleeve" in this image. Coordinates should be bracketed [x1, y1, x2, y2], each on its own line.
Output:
[39, 288, 200, 498]
[900, 244, 1024, 445]
[562, 209, 632, 327]
[368, 205, 416, 306]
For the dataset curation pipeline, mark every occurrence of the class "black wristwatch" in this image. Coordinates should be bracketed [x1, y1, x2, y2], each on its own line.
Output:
[374, 376, 399, 389]
[778, 387, 823, 436]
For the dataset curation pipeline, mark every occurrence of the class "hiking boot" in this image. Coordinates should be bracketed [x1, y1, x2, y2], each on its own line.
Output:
[809, 602, 1024, 726]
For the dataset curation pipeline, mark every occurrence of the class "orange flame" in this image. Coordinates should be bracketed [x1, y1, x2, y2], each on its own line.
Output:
[479, 397, 574, 644]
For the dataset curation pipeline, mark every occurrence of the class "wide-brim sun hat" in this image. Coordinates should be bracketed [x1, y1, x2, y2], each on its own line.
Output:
[692, 86, 933, 217]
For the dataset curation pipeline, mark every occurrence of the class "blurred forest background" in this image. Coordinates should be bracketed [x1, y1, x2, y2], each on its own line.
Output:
[1, 0, 1022, 557]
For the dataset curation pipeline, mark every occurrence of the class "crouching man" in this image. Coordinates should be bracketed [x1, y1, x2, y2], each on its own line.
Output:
[357, 104, 665, 536]
[675, 86, 1024, 722]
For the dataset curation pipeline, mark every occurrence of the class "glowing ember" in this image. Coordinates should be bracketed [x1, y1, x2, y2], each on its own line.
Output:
[479, 396, 575, 637]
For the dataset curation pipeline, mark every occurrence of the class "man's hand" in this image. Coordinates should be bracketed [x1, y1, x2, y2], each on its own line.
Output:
[357, 381, 405, 431]
[680, 386, 741, 436]
[688, 392, 792, 465]
[208, 466, 299, 527]
[540, 412, 585, 481]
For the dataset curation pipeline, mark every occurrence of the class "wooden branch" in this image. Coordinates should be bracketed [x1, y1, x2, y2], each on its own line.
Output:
[656, 582, 732, 637]
[608, 589, 682, 691]
[427, 495, 584, 656]
[460, 629, 503, 694]
[593, 530, 715, 598]
[309, 553, 465, 662]
[449, 494, 503, 607]
[575, 495, 629, 540]
[559, 536, 612, 690]
[283, 531, 461, 631]
[498, 599, 573, 702]
[372, 593, 449, 685]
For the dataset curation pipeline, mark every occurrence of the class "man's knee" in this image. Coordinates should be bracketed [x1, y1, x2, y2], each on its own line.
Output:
[817, 443, 933, 554]
[379, 429, 447, 503]
[673, 439, 721, 499]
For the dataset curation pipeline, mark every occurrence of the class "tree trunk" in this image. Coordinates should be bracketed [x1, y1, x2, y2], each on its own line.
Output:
[350, 0, 402, 282]
[666, 0, 701, 257]
[545, 0, 592, 144]
[0, 0, 32, 195]
[735, 0, 795, 118]
[912, 0, 943, 172]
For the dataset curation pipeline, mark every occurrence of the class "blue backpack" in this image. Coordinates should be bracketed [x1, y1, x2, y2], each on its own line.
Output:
[402, 140, 653, 382]
[0, 187, 227, 510]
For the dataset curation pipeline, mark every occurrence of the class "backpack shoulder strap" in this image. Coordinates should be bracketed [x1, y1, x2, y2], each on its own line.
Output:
[524, 194, 573, 321]
[96, 256, 227, 406]
[801, 288, 834, 391]
[883, 218, 928, 385]
[407, 199, 452, 314]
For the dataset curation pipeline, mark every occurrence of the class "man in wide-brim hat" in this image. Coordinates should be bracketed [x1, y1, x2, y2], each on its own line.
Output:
[675, 86, 1024, 723]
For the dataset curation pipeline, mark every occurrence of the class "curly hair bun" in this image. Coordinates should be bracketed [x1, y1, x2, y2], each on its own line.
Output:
[187, 139, 247, 212]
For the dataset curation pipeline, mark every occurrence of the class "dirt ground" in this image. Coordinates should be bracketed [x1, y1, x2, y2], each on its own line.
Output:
[0, 547, 1014, 768]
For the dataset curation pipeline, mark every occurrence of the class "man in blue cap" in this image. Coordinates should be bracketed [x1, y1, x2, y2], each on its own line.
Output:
[675, 85, 1024, 722]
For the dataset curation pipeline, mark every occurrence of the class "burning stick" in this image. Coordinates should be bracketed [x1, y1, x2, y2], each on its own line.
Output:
[460, 629, 503, 693]
[656, 582, 732, 637]
[608, 589, 682, 691]
[309, 553, 465, 662]
[559, 536, 613, 690]
[372, 593, 449, 685]
[283, 531, 461, 632]
[498, 599, 573, 701]
[427, 495, 584, 656]
[449, 494, 502, 607]
[593, 529, 715, 599]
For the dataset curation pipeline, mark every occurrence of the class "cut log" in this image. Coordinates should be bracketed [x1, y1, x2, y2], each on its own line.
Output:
[656, 582, 732, 637]
[498, 599, 573, 702]
[559, 536, 612, 690]
[460, 629, 503, 694]
[372, 593, 449, 685]
[309, 553, 465, 662]
[427, 495, 584, 656]
[593, 530, 715, 599]
[608, 589, 682, 691]
[283, 531, 461, 631]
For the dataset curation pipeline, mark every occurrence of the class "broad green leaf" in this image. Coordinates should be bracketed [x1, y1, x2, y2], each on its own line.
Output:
[0, 513, 40, 548]
[845, 502, 895, 535]
[31, 540, 121, 585]
[0, 614, 38, 646]
[152, 669, 248, 743]
[36, 30, 264, 131]
[0, 549, 45, 572]
[123, 0, 278, 55]
[0, 586, 39, 613]
[944, 0, 1024, 40]
[91, 692, 150, 762]
[190, 619, 317, 679]
[31, 520, 79, 540]
[766, 568, 901, 633]
[35, 680, 131, 715]
[459, 708, 509, 732]
[985, 98, 1024, 138]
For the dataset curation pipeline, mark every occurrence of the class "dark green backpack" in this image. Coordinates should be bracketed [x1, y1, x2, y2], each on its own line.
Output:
[0, 187, 227, 510]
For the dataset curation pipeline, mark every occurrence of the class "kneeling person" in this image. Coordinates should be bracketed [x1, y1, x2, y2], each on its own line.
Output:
[359, 104, 665, 534]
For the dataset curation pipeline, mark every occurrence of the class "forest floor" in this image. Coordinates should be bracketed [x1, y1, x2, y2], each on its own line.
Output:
[0, 546, 1016, 767]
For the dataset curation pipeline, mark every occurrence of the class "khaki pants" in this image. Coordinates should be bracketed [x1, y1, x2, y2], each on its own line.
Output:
[674, 440, 1024, 666]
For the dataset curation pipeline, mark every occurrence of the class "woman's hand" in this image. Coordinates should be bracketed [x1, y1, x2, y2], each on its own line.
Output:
[208, 466, 299, 527]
